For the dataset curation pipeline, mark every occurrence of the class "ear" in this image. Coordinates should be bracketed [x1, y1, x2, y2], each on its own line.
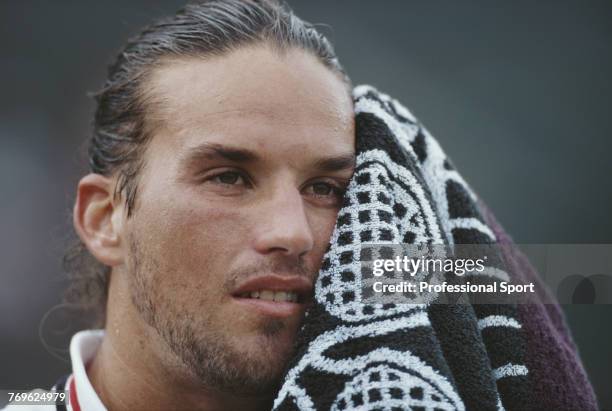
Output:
[73, 173, 125, 267]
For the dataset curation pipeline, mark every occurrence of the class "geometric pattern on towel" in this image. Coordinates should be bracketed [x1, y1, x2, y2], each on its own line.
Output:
[273, 86, 530, 411]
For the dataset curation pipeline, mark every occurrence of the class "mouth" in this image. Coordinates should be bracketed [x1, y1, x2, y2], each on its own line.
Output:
[237, 290, 301, 303]
[230, 275, 313, 318]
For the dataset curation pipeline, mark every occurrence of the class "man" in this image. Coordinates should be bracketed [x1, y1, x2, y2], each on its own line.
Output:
[6, 0, 600, 410]
[5, 1, 355, 410]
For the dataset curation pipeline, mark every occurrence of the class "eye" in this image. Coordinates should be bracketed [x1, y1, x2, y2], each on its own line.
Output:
[304, 181, 347, 205]
[311, 182, 334, 196]
[203, 170, 250, 187]
[214, 171, 240, 184]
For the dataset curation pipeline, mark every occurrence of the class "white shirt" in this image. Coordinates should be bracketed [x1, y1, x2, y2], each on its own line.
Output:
[3, 330, 107, 411]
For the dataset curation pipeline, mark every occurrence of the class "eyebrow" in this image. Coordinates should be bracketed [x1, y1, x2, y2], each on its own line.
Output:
[181, 142, 356, 173]
[182, 142, 259, 165]
[311, 152, 356, 172]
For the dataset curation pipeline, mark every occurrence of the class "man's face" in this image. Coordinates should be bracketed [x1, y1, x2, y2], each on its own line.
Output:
[122, 45, 355, 395]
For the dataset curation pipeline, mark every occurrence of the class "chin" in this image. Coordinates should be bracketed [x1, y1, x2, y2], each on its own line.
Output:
[237, 330, 297, 372]
[248, 331, 296, 363]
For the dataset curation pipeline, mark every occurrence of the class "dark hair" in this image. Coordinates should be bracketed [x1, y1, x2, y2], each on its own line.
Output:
[64, 0, 350, 327]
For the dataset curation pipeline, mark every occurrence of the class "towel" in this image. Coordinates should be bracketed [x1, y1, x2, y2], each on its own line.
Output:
[272, 86, 597, 411]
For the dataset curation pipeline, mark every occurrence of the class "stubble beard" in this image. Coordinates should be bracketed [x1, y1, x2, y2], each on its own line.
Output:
[126, 235, 293, 397]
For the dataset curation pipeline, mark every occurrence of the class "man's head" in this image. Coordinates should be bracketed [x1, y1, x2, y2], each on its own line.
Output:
[69, 0, 354, 398]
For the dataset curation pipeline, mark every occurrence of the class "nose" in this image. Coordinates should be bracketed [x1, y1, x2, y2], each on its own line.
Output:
[253, 184, 314, 259]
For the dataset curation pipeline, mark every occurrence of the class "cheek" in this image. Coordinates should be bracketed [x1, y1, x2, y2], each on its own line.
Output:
[131, 191, 250, 291]
[307, 209, 340, 269]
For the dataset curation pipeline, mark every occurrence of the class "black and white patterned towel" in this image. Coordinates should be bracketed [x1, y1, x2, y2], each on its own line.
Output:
[272, 86, 530, 411]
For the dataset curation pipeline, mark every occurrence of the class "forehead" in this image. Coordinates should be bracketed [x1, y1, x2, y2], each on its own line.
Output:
[143, 45, 354, 161]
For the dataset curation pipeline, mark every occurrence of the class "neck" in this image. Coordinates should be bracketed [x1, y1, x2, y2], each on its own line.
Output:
[87, 271, 272, 411]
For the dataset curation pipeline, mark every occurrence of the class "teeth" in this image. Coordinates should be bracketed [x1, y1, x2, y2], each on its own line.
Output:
[244, 290, 298, 303]
[274, 291, 287, 302]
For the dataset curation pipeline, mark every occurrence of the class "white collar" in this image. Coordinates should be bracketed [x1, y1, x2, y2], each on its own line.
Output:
[69, 330, 107, 411]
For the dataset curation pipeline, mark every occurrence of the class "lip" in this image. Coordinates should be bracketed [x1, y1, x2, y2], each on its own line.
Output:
[230, 274, 313, 318]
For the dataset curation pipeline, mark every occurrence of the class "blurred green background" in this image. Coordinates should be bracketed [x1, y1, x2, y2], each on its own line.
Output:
[1, 1, 610, 408]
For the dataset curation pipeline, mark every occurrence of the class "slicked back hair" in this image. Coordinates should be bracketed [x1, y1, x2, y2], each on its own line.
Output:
[65, 0, 350, 327]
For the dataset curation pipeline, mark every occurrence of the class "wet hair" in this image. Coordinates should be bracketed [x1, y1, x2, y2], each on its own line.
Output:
[63, 0, 350, 327]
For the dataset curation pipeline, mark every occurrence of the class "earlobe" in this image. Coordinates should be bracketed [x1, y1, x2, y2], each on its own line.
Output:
[73, 173, 125, 267]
